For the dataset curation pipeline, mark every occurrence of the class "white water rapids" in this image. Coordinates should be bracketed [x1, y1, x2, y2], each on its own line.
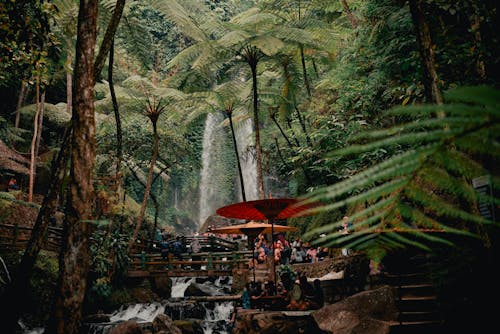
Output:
[22, 276, 235, 334]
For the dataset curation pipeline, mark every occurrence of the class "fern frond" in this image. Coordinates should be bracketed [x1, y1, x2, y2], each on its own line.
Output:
[335, 129, 459, 156]
[404, 184, 495, 225]
[303, 146, 434, 203]
[150, 0, 207, 42]
[351, 116, 487, 142]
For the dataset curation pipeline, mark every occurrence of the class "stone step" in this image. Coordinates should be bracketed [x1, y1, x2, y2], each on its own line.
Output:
[398, 310, 441, 323]
[390, 320, 443, 334]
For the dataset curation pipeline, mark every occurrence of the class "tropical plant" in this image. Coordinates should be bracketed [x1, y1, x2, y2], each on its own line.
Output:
[301, 86, 499, 261]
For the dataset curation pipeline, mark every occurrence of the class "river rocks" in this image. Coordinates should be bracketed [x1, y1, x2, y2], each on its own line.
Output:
[83, 312, 111, 323]
[184, 282, 210, 297]
[173, 319, 204, 334]
[233, 310, 329, 334]
[152, 313, 182, 334]
[150, 276, 172, 299]
[164, 301, 207, 320]
[108, 320, 144, 334]
[312, 285, 398, 334]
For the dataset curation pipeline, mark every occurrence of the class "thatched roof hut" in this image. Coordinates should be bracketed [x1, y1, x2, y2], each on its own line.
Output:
[0, 139, 30, 175]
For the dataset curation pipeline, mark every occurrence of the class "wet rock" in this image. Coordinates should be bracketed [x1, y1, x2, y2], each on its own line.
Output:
[108, 320, 144, 334]
[173, 319, 204, 334]
[184, 283, 210, 297]
[233, 310, 328, 334]
[150, 276, 172, 299]
[152, 313, 182, 334]
[312, 285, 398, 334]
[83, 313, 111, 323]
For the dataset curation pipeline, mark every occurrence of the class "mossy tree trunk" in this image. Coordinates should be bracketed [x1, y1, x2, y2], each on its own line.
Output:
[46, 1, 98, 332]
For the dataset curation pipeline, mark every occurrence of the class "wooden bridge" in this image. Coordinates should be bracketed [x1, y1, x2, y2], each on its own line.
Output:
[128, 250, 253, 278]
[0, 222, 254, 278]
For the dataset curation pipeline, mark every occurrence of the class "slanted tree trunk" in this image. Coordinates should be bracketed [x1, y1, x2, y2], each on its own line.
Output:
[28, 74, 41, 203]
[129, 98, 164, 251]
[408, 0, 443, 104]
[46, 1, 98, 332]
[0, 128, 71, 333]
[227, 108, 246, 201]
[108, 39, 122, 183]
[340, 0, 358, 28]
[299, 45, 311, 98]
[94, 0, 126, 81]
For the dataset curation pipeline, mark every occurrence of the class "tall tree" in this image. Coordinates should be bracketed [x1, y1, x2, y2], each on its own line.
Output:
[94, 0, 126, 81]
[408, 0, 443, 104]
[129, 96, 165, 250]
[46, 0, 98, 332]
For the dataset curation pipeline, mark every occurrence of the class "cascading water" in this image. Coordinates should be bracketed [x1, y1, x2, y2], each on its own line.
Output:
[198, 113, 233, 227]
[198, 113, 259, 227]
[235, 118, 258, 201]
[79, 276, 235, 334]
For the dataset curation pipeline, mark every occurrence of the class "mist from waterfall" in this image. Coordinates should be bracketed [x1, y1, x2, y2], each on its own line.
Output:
[198, 113, 258, 227]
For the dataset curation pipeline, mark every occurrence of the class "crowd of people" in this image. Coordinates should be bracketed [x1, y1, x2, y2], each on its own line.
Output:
[250, 233, 331, 267]
[239, 270, 325, 312]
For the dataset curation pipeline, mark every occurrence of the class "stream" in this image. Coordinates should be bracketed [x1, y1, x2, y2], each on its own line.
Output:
[22, 276, 236, 334]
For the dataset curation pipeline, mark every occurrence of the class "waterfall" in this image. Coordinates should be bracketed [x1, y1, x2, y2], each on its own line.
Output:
[198, 113, 231, 227]
[235, 118, 258, 201]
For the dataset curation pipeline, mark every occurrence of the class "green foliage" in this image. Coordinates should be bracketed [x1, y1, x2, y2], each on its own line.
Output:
[302, 86, 499, 258]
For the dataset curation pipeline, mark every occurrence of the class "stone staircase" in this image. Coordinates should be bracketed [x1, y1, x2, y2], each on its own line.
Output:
[384, 254, 444, 334]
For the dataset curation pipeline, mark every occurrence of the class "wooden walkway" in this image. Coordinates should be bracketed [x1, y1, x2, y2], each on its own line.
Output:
[0, 222, 255, 278]
[128, 250, 253, 278]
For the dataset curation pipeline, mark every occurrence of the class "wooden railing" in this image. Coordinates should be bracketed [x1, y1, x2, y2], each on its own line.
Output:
[128, 250, 253, 277]
[0, 223, 62, 252]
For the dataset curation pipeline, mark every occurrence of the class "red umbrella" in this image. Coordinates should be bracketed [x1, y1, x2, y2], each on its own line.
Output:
[215, 198, 319, 293]
[215, 198, 316, 220]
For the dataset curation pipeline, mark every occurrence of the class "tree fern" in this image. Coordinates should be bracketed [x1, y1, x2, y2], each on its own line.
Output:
[301, 86, 499, 258]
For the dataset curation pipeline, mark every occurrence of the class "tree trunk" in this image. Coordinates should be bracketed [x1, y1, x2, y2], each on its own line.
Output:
[108, 39, 122, 183]
[34, 91, 45, 158]
[270, 113, 293, 148]
[28, 74, 41, 203]
[46, 1, 98, 332]
[295, 106, 312, 147]
[248, 54, 265, 199]
[470, 8, 486, 81]
[94, 0, 126, 81]
[126, 161, 162, 250]
[0, 128, 71, 333]
[14, 79, 26, 144]
[228, 110, 246, 202]
[129, 121, 159, 250]
[340, 0, 358, 28]
[408, 0, 443, 104]
[299, 44, 311, 98]
[66, 53, 73, 114]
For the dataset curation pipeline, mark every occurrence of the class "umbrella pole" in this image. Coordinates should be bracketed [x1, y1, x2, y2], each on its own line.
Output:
[271, 219, 277, 295]
[250, 237, 256, 285]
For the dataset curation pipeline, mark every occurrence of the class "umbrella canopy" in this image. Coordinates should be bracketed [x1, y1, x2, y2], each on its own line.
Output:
[215, 198, 316, 221]
[209, 221, 298, 235]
